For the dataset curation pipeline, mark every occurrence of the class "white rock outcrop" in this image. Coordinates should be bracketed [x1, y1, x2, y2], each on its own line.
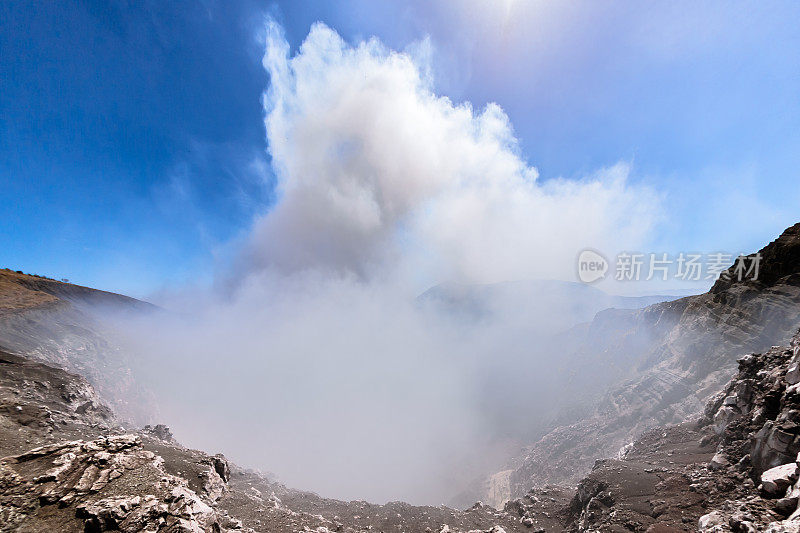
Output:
[762, 463, 800, 495]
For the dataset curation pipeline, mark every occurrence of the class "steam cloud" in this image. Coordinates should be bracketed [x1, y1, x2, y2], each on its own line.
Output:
[124, 22, 662, 505]
[245, 21, 658, 283]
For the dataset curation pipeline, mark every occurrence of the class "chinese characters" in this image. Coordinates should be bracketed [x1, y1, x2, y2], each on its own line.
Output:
[612, 252, 761, 282]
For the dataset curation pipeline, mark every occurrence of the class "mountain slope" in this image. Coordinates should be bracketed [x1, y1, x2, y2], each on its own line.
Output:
[0, 269, 155, 314]
[0, 269, 157, 424]
[539, 329, 800, 532]
[504, 223, 800, 502]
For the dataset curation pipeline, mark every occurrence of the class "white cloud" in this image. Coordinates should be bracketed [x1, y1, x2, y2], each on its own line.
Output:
[243, 21, 659, 285]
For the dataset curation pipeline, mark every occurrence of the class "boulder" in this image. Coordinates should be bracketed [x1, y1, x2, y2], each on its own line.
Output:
[713, 406, 738, 435]
[709, 452, 730, 471]
[775, 496, 799, 516]
[766, 521, 800, 533]
[141, 424, 177, 443]
[210, 454, 230, 483]
[698, 510, 726, 531]
[787, 363, 800, 386]
[762, 463, 800, 495]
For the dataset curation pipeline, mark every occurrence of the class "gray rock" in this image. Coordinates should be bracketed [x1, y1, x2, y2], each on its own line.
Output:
[761, 463, 800, 495]
[0, 434, 223, 532]
[787, 363, 800, 386]
[714, 406, 739, 435]
[698, 510, 725, 531]
[752, 422, 800, 476]
[709, 452, 730, 471]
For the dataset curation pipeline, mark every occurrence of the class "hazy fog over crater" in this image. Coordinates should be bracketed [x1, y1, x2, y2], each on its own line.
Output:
[118, 21, 670, 504]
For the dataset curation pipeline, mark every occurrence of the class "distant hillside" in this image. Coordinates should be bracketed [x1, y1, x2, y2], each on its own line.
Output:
[419, 279, 682, 331]
[0, 268, 155, 314]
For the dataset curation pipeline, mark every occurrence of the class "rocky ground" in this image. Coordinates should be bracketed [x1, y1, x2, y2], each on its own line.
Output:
[691, 331, 800, 531]
[547, 329, 800, 532]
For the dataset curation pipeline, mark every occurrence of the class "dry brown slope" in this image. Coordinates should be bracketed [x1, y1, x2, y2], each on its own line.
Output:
[0, 269, 155, 313]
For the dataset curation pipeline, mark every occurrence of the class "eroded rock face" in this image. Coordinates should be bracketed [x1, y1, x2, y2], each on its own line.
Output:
[0, 434, 227, 532]
[199, 459, 228, 502]
[76, 486, 221, 533]
[0, 349, 116, 459]
[681, 332, 800, 530]
[504, 223, 800, 501]
[502, 486, 572, 532]
[754, 419, 800, 476]
[559, 330, 800, 532]
[142, 424, 177, 444]
[699, 338, 800, 482]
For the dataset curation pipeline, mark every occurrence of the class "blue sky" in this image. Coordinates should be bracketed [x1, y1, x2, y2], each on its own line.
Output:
[2, 0, 799, 297]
